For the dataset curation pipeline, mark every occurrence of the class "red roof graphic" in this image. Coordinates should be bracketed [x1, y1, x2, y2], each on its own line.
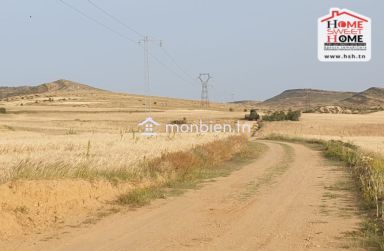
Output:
[321, 10, 368, 23]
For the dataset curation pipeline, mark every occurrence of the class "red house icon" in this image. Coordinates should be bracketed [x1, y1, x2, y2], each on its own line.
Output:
[321, 9, 368, 23]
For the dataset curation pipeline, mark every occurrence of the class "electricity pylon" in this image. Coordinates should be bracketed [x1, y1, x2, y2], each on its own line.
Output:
[199, 73, 212, 108]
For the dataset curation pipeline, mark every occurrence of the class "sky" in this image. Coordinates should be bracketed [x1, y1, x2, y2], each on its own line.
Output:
[0, 0, 382, 102]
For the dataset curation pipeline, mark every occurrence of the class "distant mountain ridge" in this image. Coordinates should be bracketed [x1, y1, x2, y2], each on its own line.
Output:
[2, 80, 383, 109]
[341, 87, 384, 107]
[257, 87, 384, 109]
[259, 89, 356, 108]
[0, 80, 103, 99]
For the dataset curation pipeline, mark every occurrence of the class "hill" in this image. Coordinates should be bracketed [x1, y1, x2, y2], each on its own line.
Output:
[260, 89, 356, 109]
[0, 79, 243, 112]
[341, 87, 384, 108]
[0, 79, 102, 99]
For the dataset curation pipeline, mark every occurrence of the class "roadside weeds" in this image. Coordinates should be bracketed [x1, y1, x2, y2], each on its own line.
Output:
[0, 135, 267, 240]
[264, 133, 384, 250]
[117, 137, 268, 207]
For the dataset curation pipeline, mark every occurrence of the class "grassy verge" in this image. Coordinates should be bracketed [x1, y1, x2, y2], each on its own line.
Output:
[264, 133, 384, 249]
[8, 159, 138, 184]
[117, 137, 267, 207]
[7, 135, 266, 208]
[8, 136, 259, 184]
[0, 135, 267, 240]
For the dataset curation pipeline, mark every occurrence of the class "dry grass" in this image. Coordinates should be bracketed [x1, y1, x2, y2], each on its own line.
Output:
[260, 112, 384, 154]
[0, 132, 235, 184]
[265, 134, 384, 249]
[117, 135, 255, 206]
[0, 90, 252, 239]
[1, 86, 383, 242]
[0, 83, 248, 112]
[0, 135, 252, 240]
[0, 90, 248, 183]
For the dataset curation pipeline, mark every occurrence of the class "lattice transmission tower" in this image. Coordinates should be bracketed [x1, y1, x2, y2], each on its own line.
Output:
[199, 73, 212, 108]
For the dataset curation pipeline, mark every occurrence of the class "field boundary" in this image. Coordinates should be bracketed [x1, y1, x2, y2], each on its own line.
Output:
[0, 135, 266, 241]
[116, 138, 267, 207]
[263, 134, 384, 249]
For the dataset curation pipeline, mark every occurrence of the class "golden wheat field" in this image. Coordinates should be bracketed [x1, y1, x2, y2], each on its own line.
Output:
[0, 107, 243, 184]
[1, 86, 384, 244]
[1, 87, 384, 182]
[0, 87, 253, 184]
[1, 131, 236, 181]
[260, 111, 384, 154]
[0, 90, 249, 240]
[1, 94, 384, 185]
[0, 127, 242, 240]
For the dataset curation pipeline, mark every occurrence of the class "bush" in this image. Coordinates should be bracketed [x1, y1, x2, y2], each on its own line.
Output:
[0, 107, 6, 114]
[263, 110, 301, 121]
[245, 109, 260, 121]
[286, 110, 301, 121]
[170, 117, 187, 125]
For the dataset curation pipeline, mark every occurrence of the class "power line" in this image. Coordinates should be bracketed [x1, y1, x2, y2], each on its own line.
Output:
[305, 89, 311, 111]
[138, 36, 162, 114]
[87, 0, 144, 38]
[160, 46, 196, 83]
[58, 0, 137, 44]
[85, 0, 197, 87]
[209, 78, 236, 101]
[58, 0, 199, 94]
[86, 0, 196, 79]
[149, 51, 197, 87]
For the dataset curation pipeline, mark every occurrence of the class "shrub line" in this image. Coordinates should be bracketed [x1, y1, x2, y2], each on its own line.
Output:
[117, 136, 267, 207]
[264, 133, 384, 249]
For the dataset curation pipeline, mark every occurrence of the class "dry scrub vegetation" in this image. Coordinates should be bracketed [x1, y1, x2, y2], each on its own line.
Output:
[0, 133, 251, 240]
[0, 132, 231, 183]
[0, 88, 252, 240]
[259, 110, 384, 248]
[117, 135, 255, 206]
[1, 84, 383, 244]
[266, 134, 384, 248]
[260, 111, 384, 154]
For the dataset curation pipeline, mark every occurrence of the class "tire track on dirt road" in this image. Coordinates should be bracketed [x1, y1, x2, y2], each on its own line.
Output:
[3, 141, 365, 251]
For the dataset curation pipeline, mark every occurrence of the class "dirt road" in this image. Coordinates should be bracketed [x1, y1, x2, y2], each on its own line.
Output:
[3, 141, 365, 250]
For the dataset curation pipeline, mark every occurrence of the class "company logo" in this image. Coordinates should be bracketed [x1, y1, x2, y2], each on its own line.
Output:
[318, 8, 371, 62]
[138, 117, 160, 136]
[138, 118, 252, 136]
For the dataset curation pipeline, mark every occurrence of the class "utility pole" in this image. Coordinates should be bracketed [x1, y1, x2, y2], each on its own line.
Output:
[139, 36, 162, 114]
[305, 88, 311, 111]
[199, 73, 212, 108]
[231, 93, 235, 102]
